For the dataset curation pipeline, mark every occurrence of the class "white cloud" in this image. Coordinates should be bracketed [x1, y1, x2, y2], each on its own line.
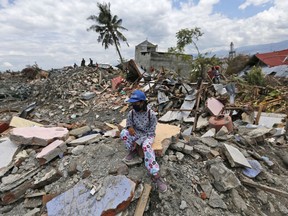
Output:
[0, 0, 287, 71]
[2, 62, 13, 68]
[239, 0, 272, 10]
[0, 0, 9, 8]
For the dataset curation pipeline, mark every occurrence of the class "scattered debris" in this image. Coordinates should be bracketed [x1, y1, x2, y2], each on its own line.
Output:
[0, 63, 287, 215]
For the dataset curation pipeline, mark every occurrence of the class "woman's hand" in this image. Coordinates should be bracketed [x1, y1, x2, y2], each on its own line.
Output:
[128, 127, 136, 136]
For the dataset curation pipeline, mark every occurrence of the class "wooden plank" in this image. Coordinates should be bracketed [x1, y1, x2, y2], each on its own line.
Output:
[10, 116, 43, 128]
[134, 184, 152, 216]
[192, 79, 203, 132]
[120, 119, 180, 152]
[241, 178, 288, 198]
[255, 104, 263, 125]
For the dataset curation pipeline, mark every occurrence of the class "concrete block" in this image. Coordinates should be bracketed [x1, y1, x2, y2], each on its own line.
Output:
[10, 126, 69, 146]
[69, 126, 91, 137]
[69, 134, 101, 145]
[36, 140, 67, 164]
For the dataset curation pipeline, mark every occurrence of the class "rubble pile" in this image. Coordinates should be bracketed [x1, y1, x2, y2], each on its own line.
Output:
[0, 64, 288, 216]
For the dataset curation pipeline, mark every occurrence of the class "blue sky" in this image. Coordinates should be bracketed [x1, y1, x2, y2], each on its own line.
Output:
[0, 0, 287, 71]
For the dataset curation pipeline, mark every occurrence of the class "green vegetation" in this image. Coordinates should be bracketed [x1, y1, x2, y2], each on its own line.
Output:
[246, 66, 266, 86]
[226, 54, 249, 76]
[87, 2, 128, 64]
[168, 27, 221, 81]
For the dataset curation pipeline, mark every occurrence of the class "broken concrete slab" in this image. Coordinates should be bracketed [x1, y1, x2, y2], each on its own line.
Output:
[68, 133, 101, 146]
[80, 91, 96, 100]
[1, 179, 34, 205]
[69, 125, 91, 137]
[0, 138, 19, 169]
[36, 140, 67, 164]
[9, 126, 69, 146]
[208, 160, 241, 192]
[200, 137, 219, 148]
[23, 208, 40, 216]
[0, 167, 40, 192]
[231, 189, 247, 211]
[208, 189, 227, 209]
[255, 112, 287, 128]
[224, 143, 251, 168]
[33, 168, 62, 188]
[46, 175, 136, 216]
[200, 181, 213, 198]
[24, 196, 42, 208]
[201, 128, 216, 138]
[9, 116, 43, 128]
[196, 115, 209, 129]
[247, 127, 272, 138]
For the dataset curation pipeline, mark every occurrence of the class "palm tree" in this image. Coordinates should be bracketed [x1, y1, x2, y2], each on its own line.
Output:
[87, 2, 128, 64]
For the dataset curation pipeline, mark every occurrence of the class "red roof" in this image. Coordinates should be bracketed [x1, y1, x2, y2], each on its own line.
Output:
[255, 49, 288, 67]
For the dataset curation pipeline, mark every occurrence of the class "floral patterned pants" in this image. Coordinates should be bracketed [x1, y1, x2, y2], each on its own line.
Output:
[120, 129, 159, 175]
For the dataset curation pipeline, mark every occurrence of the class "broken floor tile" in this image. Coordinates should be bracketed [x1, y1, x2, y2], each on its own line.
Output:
[9, 126, 69, 146]
[224, 143, 251, 168]
[206, 97, 224, 116]
[36, 140, 67, 164]
[46, 175, 136, 216]
[201, 128, 216, 138]
[242, 160, 262, 178]
[0, 138, 19, 169]
[69, 134, 101, 146]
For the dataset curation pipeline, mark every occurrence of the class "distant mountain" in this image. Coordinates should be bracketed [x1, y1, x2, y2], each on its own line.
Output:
[211, 40, 288, 57]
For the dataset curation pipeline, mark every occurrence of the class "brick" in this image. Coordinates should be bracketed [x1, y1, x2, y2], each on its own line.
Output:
[0, 122, 9, 133]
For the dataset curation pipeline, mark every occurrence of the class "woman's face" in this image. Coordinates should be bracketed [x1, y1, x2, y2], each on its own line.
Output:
[132, 101, 144, 112]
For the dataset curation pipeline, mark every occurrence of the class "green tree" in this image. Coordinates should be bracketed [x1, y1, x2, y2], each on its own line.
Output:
[87, 2, 128, 64]
[226, 54, 250, 76]
[169, 27, 221, 80]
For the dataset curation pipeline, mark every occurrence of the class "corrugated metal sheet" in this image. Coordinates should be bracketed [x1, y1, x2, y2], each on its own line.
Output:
[261, 65, 288, 78]
[256, 49, 288, 67]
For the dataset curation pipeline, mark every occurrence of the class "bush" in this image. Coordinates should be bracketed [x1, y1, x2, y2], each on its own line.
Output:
[246, 66, 266, 86]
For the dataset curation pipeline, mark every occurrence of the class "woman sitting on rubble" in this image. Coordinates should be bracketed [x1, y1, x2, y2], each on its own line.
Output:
[120, 90, 168, 193]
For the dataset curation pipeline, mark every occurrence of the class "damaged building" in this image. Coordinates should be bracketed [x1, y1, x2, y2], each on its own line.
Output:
[135, 40, 193, 78]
